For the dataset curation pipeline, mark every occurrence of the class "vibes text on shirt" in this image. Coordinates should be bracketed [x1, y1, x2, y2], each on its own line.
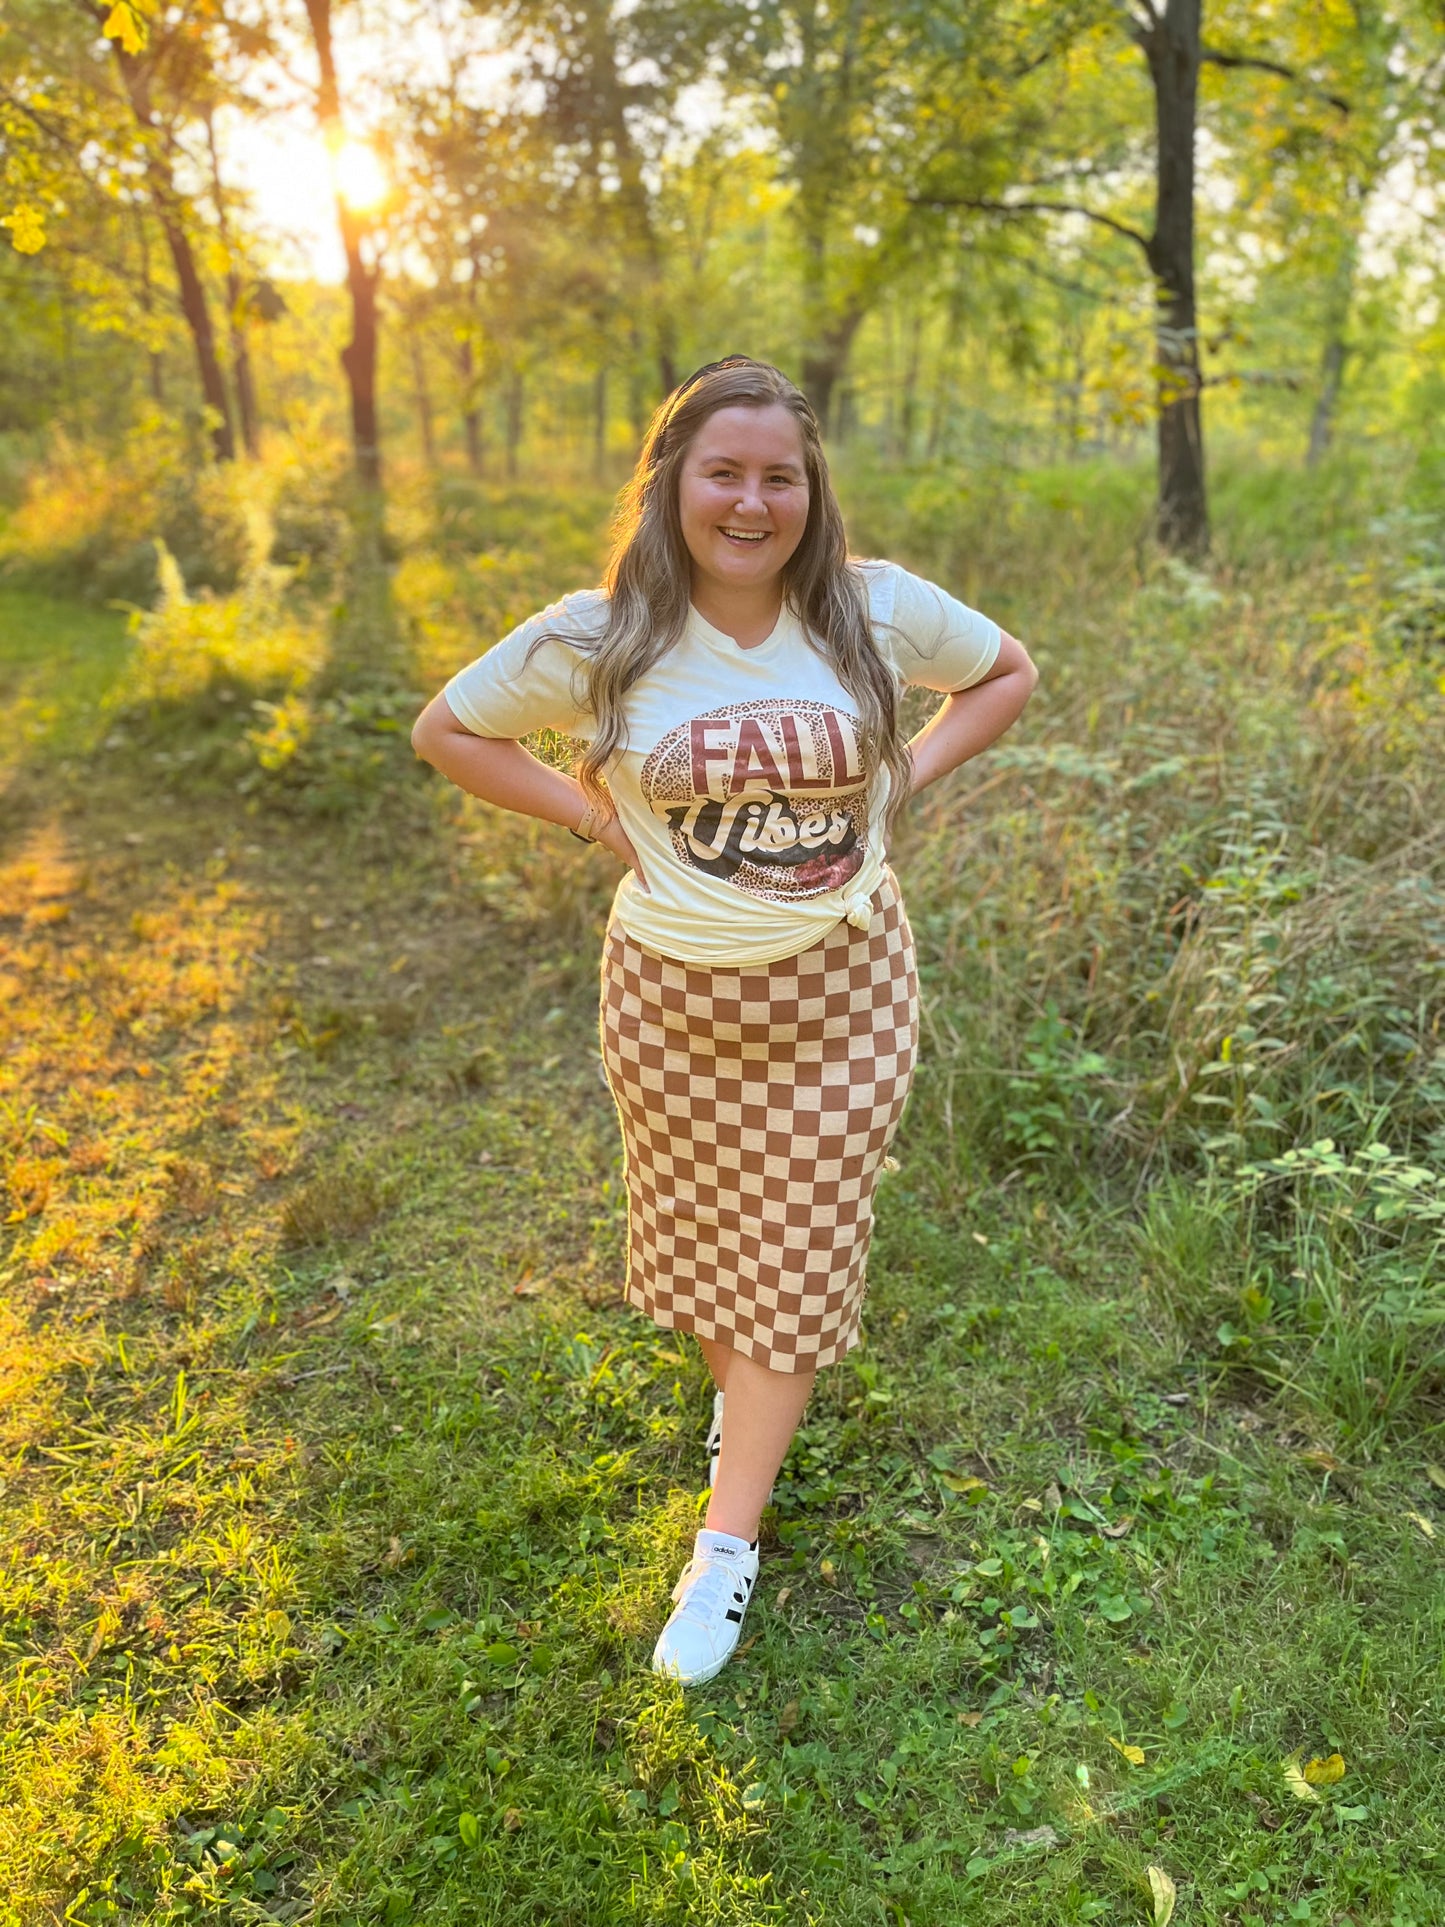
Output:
[640, 699, 870, 901]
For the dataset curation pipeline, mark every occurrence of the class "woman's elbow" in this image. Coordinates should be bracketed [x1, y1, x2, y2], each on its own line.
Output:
[411, 696, 452, 762]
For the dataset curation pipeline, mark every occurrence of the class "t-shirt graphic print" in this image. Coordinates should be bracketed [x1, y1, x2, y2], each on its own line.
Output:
[639, 698, 869, 903]
[441, 561, 1002, 966]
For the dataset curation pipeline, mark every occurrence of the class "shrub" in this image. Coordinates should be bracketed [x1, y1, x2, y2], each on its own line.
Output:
[0, 422, 260, 601]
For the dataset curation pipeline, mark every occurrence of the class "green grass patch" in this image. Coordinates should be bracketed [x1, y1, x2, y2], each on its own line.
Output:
[1, 463, 1441, 1925]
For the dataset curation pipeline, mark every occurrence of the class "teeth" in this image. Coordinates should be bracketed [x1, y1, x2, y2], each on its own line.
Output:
[721, 528, 767, 541]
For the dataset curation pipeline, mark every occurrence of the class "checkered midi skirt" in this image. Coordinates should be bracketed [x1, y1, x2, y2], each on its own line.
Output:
[599, 870, 919, 1372]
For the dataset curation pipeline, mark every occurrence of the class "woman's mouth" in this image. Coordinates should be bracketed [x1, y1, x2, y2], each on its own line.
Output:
[719, 526, 770, 546]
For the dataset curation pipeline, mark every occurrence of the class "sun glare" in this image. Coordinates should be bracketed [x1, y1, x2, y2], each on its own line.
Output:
[333, 140, 389, 213]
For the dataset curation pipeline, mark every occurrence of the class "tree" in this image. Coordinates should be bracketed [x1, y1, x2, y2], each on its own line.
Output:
[916, 0, 1368, 552]
[300, 0, 383, 486]
[95, 0, 238, 459]
[736, 0, 1069, 429]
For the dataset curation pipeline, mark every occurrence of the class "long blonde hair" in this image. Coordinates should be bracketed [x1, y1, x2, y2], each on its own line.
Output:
[557, 357, 911, 830]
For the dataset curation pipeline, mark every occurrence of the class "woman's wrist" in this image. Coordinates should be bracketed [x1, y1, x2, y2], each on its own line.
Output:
[569, 790, 616, 843]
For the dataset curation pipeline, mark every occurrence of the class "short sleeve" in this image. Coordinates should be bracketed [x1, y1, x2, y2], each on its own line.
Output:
[442, 590, 605, 740]
[864, 562, 1001, 693]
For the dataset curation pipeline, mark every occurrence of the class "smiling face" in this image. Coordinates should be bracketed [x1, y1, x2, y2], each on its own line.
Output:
[675, 403, 812, 601]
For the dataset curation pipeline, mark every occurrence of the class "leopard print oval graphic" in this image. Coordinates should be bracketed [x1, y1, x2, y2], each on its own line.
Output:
[639, 700, 870, 900]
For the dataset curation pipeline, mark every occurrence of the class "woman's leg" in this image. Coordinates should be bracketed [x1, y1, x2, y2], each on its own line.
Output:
[696, 1335, 731, 1394]
[705, 1348, 815, 1543]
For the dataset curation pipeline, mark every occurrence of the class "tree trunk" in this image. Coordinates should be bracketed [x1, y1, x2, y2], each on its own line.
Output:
[204, 112, 259, 457]
[458, 336, 484, 475]
[1307, 237, 1357, 467]
[303, 0, 381, 488]
[594, 365, 608, 481]
[108, 34, 234, 460]
[801, 308, 865, 433]
[157, 203, 236, 462]
[134, 207, 165, 404]
[900, 306, 923, 459]
[408, 326, 437, 469]
[1307, 338, 1347, 468]
[506, 368, 524, 479]
[579, 0, 674, 401]
[1137, 0, 1207, 554]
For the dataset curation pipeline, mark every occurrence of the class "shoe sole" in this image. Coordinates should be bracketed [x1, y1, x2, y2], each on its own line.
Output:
[652, 1647, 732, 1685]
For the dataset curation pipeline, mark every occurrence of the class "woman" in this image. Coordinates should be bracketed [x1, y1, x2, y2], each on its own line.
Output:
[412, 356, 1038, 1686]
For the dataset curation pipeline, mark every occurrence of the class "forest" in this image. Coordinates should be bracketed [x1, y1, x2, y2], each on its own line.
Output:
[1, 0, 1443, 1921]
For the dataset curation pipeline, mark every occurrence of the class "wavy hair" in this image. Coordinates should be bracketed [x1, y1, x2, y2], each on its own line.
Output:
[552, 356, 912, 834]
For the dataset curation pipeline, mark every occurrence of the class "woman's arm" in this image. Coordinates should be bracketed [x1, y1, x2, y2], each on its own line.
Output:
[906, 630, 1038, 798]
[411, 694, 645, 881]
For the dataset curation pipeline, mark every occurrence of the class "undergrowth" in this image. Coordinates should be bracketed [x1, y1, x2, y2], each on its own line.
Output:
[0, 442, 1440, 1925]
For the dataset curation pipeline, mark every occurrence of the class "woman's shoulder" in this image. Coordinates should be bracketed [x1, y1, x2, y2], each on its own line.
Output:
[514, 585, 610, 650]
[851, 557, 917, 614]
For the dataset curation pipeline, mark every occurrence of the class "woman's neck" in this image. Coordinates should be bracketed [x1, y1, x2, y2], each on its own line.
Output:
[689, 574, 785, 650]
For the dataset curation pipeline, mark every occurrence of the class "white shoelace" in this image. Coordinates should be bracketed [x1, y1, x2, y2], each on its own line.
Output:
[671, 1554, 753, 1626]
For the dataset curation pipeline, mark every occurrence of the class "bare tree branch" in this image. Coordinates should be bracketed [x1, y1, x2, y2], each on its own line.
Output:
[911, 193, 1151, 253]
[1201, 46, 1351, 115]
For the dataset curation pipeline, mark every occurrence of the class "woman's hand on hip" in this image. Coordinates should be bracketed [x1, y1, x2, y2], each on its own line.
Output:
[595, 813, 649, 892]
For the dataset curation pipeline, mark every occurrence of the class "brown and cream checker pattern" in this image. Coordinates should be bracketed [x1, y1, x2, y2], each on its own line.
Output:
[599, 871, 919, 1373]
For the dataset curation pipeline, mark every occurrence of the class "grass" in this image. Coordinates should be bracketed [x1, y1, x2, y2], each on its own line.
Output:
[1, 448, 1442, 1926]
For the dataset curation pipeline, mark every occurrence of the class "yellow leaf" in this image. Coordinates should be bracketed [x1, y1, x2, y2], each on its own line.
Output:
[1303, 1752, 1345, 1786]
[102, 1, 148, 54]
[1282, 1756, 1322, 1802]
[940, 1473, 986, 1494]
[4, 204, 46, 254]
[1108, 1736, 1146, 1766]
[1147, 1865, 1176, 1927]
[1426, 1464, 1445, 1492]
[1404, 1511, 1436, 1542]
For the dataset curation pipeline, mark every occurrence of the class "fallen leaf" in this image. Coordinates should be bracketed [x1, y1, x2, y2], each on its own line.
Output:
[957, 1710, 983, 1728]
[1002, 1825, 1059, 1850]
[774, 1586, 792, 1609]
[734, 1634, 760, 1657]
[1147, 1864, 1176, 1927]
[777, 1699, 800, 1736]
[1100, 1514, 1135, 1539]
[818, 1559, 837, 1583]
[1404, 1510, 1436, 1542]
[1043, 1482, 1063, 1511]
[939, 1473, 986, 1495]
[1426, 1464, 1445, 1492]
[1281, 1757, 1322, 1803]
[1108, 1736, 1146, 1766]
[1302, 1751, 1345, 1786]
[501, 1807, 522, 1831]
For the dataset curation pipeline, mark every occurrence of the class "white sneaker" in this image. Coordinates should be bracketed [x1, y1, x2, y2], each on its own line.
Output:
[652, 1529, 759, 1685]
[706, 1389, 725, 1487]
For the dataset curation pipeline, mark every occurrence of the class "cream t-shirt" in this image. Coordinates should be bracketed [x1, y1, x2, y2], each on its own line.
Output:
[443, 560, 1001, 967]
